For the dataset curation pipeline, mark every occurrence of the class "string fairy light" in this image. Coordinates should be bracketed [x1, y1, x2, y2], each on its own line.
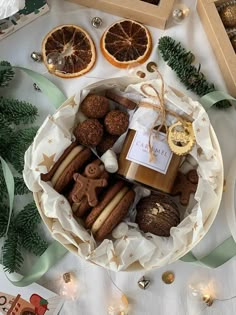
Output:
[106, 269, 129, 315]
[59, 272, 79, 301]
[188, 277, 236, 314]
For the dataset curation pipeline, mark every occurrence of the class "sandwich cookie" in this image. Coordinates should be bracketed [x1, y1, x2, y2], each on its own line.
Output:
[41, 142, 92, 193]
[85, 180, 135, 241]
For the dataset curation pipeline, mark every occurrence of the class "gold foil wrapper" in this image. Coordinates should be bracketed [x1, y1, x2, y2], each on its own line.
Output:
[220, 3, 236, 28]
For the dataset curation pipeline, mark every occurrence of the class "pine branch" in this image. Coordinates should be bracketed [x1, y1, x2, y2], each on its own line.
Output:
[6, 127, 38, 172]
[3, 227, 24, 273]
[15, 202, 41, 230]
[0, 61, 14, 87]
[158, 36, 231, 109]
[0, 97, 38, 125]
[19, 230, 48, 256]
[158, 36, 195, 65]
[0, 168, 8, 203]
[14, 177, 29, 195]
[0, 204, 8, 237]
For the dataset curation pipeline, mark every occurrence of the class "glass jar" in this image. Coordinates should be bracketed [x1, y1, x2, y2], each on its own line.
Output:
[118, 129, 182, 193]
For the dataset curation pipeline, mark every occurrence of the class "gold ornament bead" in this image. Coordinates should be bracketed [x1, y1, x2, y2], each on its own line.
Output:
[167, 120, 195, 156]
[63, 272, 72, 283]
[136, 70, 146, 78]
[202, 294, 214, 307]
[162, 271, 175, 284]
[146, 61, 157, 72]
[220, 3, 236, 28]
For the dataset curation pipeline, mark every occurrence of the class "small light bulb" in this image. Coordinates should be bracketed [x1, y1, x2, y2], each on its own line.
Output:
[46, 52, 65, 73]
[108, 294, 129, 315]
[172, 4, 190, 24]
[188, 281, 215, 307]
[59, 272, 79, 301]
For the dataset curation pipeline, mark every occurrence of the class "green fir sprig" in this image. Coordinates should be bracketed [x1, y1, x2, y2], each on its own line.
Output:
[0, 60, 48, 273]
[14, 177, 29, 195]
[0, 97, 38, 125]
[0, 61, 14, 88]
[158, 36, 231, 109]
[2, 227, 24, 273]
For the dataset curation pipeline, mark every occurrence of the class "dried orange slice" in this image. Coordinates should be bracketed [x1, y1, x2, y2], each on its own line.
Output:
[101, 19, 152, 69]
[42, 24, 96, 78]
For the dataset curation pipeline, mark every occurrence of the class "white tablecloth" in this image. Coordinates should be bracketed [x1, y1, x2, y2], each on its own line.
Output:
[1, 0, 236, 314]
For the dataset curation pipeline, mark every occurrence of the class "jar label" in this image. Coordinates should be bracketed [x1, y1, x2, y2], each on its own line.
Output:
[126, 131, 173, 174]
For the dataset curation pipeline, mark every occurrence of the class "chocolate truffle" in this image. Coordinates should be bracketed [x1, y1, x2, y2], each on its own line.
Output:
[96, 133, 119, 155]
[80, 94, 110, 118]
[136, 193, 180, 237]
[104, 110, 129, 136]
[74, 119, 104, 146]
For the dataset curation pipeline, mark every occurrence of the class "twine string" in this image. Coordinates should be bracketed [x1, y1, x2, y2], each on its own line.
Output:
[138, 66, 186, 161]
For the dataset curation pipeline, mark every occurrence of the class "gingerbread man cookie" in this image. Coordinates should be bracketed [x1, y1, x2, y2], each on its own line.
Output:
[171, 169, 198, 206]
[71, 162, 108, 207]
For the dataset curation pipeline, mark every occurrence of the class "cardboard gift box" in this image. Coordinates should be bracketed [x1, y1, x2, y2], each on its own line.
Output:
[197, 0, 236, 97]
[66, 0, 175, 29]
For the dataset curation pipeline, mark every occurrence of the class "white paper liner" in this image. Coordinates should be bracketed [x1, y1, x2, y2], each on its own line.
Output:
[23, 77, 223, 271]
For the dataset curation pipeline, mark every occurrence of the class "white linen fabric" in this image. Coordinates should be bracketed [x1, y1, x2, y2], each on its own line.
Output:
[0, 0, 25, 19]
[1, 0, 236, 314]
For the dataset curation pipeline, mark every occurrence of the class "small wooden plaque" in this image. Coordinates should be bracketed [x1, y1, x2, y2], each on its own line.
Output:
[197, 0, 236, 97]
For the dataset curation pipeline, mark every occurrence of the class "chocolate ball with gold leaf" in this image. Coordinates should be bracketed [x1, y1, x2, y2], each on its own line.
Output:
[136, 193, 180, 237]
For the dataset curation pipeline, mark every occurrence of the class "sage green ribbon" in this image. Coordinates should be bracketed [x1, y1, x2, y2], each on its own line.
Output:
[0, 65, 68, 286]
[180, 91, 236, 267]
[180, 237, 236, 268]
[0, 65, 66, 109]
[0, 157, 14, 235]
[15, 67, 66, 109]
[200, 91, 236, 110]
[9, 241, 68, 287]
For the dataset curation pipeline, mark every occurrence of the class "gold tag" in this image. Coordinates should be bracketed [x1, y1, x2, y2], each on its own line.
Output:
[162, 271, 175, 284]
[167, 120, 195, 155]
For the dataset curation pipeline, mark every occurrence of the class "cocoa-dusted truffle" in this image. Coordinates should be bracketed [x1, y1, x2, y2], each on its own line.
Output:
[104, 110, 129, 136]
[74, 119, 103, 146]
[80, 94, 110, 118]
[136, 193, 180, 237]
[96, 133, 119, 155]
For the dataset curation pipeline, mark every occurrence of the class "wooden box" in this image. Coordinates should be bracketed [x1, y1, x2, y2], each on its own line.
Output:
[197, 0, 236, 97]
[66, 0, 175, 29]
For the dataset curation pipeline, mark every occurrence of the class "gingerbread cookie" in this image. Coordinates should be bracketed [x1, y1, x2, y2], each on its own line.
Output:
[68, 160, 109, 216]
[67, 159, 109, 217]
[171, 169, 198, 205]
[71, 162, 108, 207]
